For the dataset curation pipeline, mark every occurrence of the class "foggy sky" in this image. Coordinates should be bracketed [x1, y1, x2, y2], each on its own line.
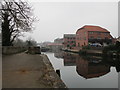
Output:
[21, 1, 118, 43]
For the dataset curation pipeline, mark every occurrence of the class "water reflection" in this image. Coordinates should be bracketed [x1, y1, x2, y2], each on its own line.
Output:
[76, 56, 110, 79]
[54, 51, 120, 79]
[63, 53, 76, 66]
[54, 52, 64, 59]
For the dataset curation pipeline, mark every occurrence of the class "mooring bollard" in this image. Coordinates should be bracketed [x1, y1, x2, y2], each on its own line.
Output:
[56, 69, 61, 77]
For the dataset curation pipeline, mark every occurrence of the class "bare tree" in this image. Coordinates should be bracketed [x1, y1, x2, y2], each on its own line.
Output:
[0, 0, 35, 46]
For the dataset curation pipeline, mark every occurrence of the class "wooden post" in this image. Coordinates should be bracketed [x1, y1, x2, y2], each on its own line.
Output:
[56, 69, 61, 77]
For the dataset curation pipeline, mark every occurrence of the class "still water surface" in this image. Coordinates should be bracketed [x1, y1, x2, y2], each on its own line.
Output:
[43, 52, 119, 88]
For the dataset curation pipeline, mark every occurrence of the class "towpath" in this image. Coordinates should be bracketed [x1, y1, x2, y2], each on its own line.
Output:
[2, 52, 66, 88]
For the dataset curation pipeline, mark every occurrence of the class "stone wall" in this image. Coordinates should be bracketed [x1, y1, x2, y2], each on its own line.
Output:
[41, 54, 67, 88]
[2, 46, 27, 55]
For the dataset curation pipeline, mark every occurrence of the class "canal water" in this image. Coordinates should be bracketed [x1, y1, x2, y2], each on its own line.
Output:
[42, 51, 119, 88]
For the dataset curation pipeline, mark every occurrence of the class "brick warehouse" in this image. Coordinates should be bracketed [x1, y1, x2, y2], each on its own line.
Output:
[63, 34, 76, 49]
[76, 25, 114, 47]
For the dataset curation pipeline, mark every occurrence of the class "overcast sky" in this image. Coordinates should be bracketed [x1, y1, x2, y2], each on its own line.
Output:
[21, 1, 118, 43]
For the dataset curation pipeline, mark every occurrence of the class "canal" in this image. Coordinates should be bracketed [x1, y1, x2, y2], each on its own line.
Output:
[42, 51, 119, 88]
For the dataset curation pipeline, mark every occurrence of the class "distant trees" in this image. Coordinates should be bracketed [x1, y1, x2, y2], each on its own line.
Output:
[13, 38, 37, 47]
[13, 38, 26, 47]
[26, 38, 37, 47]
[0, 0, 35, 46]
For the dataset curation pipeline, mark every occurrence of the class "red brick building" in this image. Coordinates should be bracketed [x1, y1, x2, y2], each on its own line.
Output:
[63, 34, 76, 49]
[76, 25, 113, 47]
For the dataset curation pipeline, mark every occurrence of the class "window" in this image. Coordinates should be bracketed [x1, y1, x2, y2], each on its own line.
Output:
[97, 37, 101, 39]
[90, 36, 94, 39]
[78, 43, 80, 47]
[84, 42, 86, 45]
[67, 45, 70, 47]
[89, 32, 94, 34]
[72, 44, 76, 47]
[105, 33, 108, 35]
[79, 37, 81, 40]
[105, 37, 108, 39]
[84, 37, 86, 40]
[98, 32, 101, 35]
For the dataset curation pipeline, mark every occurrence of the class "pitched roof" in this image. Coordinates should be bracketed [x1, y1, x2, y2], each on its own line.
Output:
[77, 25, 110, 33]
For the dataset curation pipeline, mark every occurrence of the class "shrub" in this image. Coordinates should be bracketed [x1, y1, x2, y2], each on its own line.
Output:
[103, 43, 120, 54]
[82, 45, 91, 50]
[79, 50, 87, 55]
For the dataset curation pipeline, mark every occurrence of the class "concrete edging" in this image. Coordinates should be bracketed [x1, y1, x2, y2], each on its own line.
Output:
[41, 54, 67, 88]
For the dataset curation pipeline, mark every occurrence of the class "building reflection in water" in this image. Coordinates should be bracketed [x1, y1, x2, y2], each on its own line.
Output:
[76, 55, 110, 79]
[63, 52, 76, 66]
[54, 51, 64, 59]
[54, 51, 120, 79]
